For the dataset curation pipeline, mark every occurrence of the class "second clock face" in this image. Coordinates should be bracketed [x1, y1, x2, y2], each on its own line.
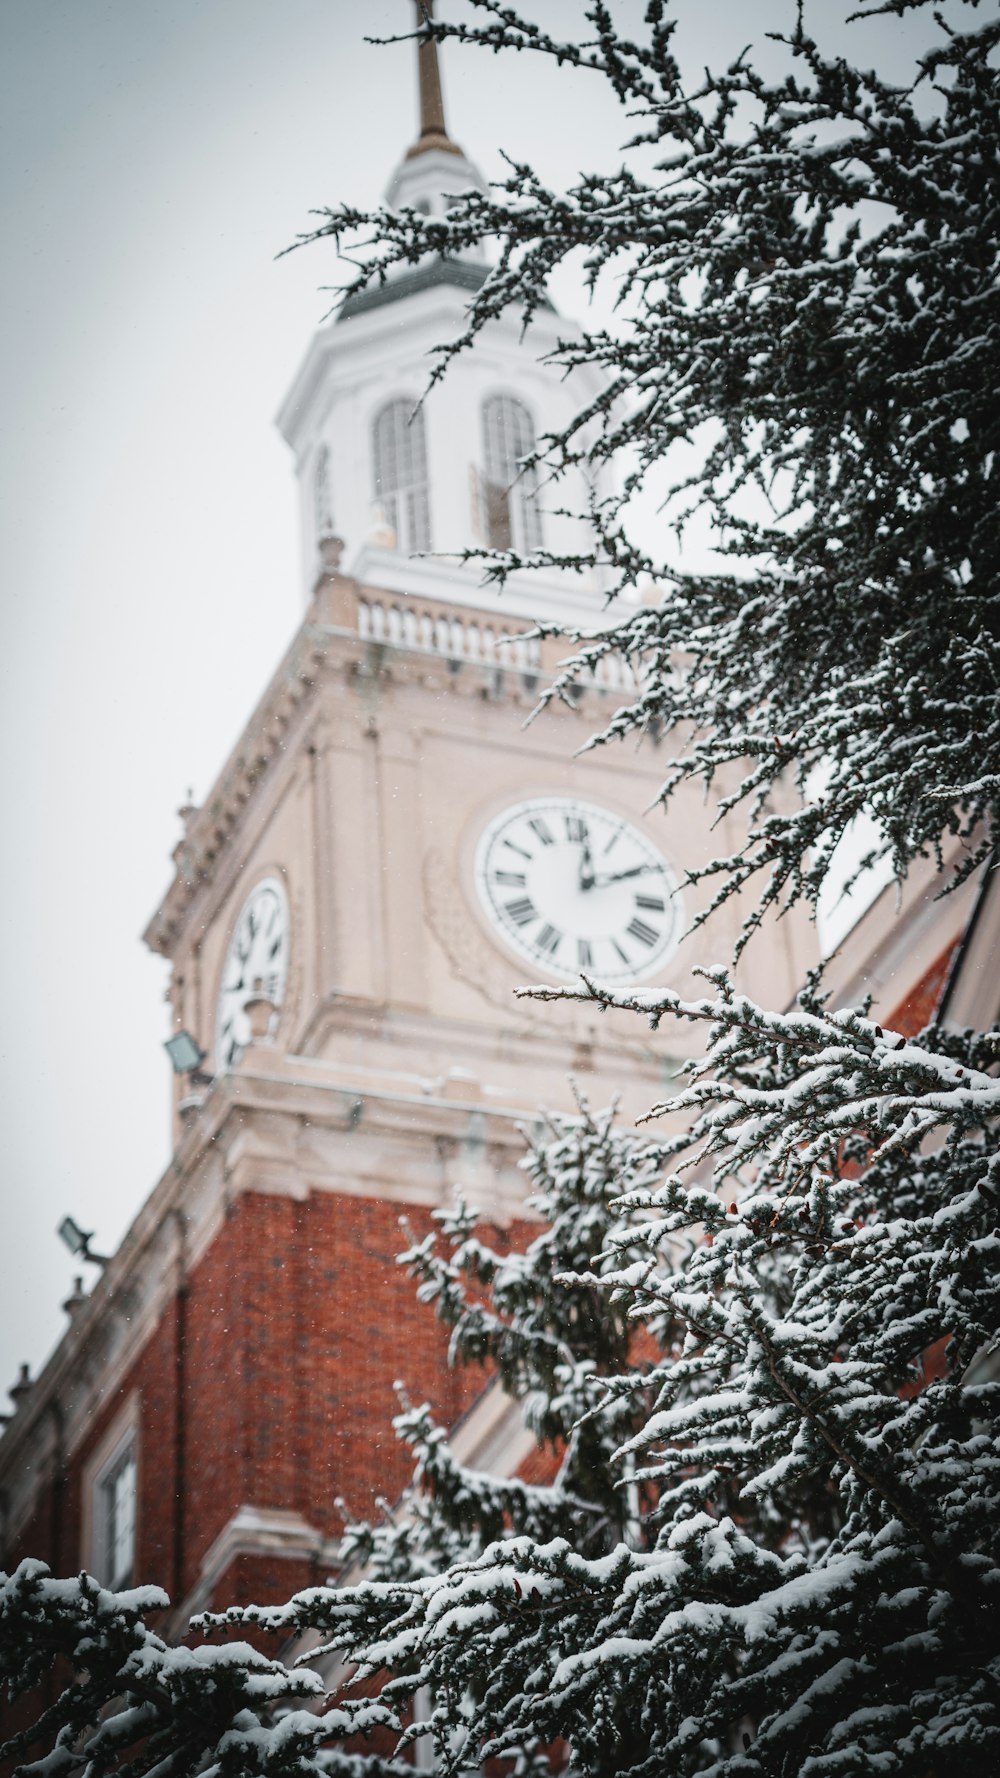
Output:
[216, 877, 290, 1069]
[474, 796, 680, 983]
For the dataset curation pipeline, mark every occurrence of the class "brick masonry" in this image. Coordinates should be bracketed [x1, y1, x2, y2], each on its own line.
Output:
[3, 1192, 519, 1615]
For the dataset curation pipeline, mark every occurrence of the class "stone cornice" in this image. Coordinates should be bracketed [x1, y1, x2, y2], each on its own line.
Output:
[165, 1505, 340, 1634]
[143, 620, 331, 957]
[142, 571, 640, 961]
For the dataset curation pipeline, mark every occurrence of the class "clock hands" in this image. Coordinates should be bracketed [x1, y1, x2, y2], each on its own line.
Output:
[577, 852, 663, 892]
[592, 862, 664, 888]
[578, 826, 596, 891]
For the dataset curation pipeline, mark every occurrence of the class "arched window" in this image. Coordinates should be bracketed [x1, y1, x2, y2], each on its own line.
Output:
[313, 443, 333, 538]
[371, 399, 431, 554]
[481, 395, 542, 553]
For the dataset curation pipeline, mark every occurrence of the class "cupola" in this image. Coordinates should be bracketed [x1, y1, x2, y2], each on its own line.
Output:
[276, 1, 613, 627]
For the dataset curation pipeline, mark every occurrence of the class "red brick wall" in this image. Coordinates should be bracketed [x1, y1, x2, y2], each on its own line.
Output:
[136, 1292, 184, 1594]
[207, 1551, 315, 1616]
[4, 1189, 510, 1616]
[887, 938, 959, 1038]
[173, 1190, 487, 1602]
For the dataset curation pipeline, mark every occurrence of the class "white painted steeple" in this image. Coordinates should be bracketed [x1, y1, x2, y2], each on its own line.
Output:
[277, 3, 612, 625]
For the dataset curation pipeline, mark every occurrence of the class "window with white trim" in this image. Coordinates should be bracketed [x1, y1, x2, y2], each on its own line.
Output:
[95, 1432, 137, 1589]
[481, 394, 542, 553]
[371, 399, 431, 554]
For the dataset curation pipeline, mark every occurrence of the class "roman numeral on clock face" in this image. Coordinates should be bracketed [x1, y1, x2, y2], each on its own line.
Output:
[527, 816, 554, 846]
[636, 894, 665, 912]
[626, 915, 658, 947]
[494, 870, 526, 888]
[564, 813, 587, 842]
[577, 938, 593, 969]
[535, 924, 561, 955]
[505, 897, 537, 927]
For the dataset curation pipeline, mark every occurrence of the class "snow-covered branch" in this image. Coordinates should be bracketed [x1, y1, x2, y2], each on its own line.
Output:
[296, 0, 999, 944]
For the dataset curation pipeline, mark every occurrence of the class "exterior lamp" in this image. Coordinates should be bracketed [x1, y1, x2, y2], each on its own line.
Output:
[164, 1030, 214, 1089]
[57, 1215, 108, 1267]
[164, 1030, 204, 1073]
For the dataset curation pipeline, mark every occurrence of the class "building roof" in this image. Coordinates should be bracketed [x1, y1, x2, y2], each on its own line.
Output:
[336, 255, 555, 324]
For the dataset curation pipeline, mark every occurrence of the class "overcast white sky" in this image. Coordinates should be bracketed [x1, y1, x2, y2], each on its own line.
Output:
[0, 0, 940, 1390]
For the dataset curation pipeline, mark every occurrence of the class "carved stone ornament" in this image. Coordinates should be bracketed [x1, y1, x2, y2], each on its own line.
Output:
[421, 844, 539, 1017]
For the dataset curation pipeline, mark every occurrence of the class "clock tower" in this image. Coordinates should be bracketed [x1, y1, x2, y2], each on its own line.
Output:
[0, 15, 819, 1630]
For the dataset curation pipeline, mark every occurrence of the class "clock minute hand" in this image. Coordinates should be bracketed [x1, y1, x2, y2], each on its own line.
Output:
[592, 863, 661, 887]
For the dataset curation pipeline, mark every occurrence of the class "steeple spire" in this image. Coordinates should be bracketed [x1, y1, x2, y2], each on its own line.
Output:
[383, 2, 486, 218]
[407, 0, 462, 158]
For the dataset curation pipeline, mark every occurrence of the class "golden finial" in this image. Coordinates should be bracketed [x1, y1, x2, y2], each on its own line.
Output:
[406, 0, 462, 158]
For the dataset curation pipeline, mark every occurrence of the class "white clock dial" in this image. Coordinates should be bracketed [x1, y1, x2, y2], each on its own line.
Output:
[475, 797, 680, 983]
[215, 877, 290, 1069]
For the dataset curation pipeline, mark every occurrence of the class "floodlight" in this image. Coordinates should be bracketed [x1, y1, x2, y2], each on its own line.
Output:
[57, 1217, 108, 1266]
[164, 1030, 206, 1075]
[58, 1215, 92, 1257]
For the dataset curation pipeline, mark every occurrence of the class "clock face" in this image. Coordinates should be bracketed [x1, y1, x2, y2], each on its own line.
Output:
[216, 877, 290, 1069]
[474, 797, 681, 984]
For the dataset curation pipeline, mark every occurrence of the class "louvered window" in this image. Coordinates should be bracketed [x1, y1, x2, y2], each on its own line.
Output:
[372, 400, 431, 554]
[481, 395, 542, 553]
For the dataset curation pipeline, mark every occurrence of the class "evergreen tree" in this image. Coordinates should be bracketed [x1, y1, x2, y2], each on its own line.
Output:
[3, 3, 998, 1773]
[229, 990, 1000, 1777]
[300, 0, 999, 944]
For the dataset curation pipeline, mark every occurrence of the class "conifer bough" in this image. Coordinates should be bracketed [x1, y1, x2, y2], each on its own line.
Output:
[301, 0, 1000, 940]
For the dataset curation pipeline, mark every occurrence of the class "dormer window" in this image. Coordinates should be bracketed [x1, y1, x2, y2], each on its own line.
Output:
[481, 395, 542, 554]
[372, 399, 431, 554]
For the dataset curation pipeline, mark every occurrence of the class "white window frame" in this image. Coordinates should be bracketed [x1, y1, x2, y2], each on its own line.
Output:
[481, 393, 542, 555]
[371, 398, 431, 555]
[82, 1396, 139, 1590]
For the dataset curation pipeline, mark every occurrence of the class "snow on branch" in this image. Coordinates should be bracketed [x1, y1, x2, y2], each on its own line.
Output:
[294, 0, 1000, 948]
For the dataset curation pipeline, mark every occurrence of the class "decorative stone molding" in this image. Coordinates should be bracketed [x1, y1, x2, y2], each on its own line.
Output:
[169, 1504, 338, 1630]
[358, 594, 543, 672]
[422, 844, 543, 1015]
[144, 580, 642, 961]
[449, 1377, 535, 1481]
[79, 1393, 139, 1585]
[144, 626, 330, 956]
